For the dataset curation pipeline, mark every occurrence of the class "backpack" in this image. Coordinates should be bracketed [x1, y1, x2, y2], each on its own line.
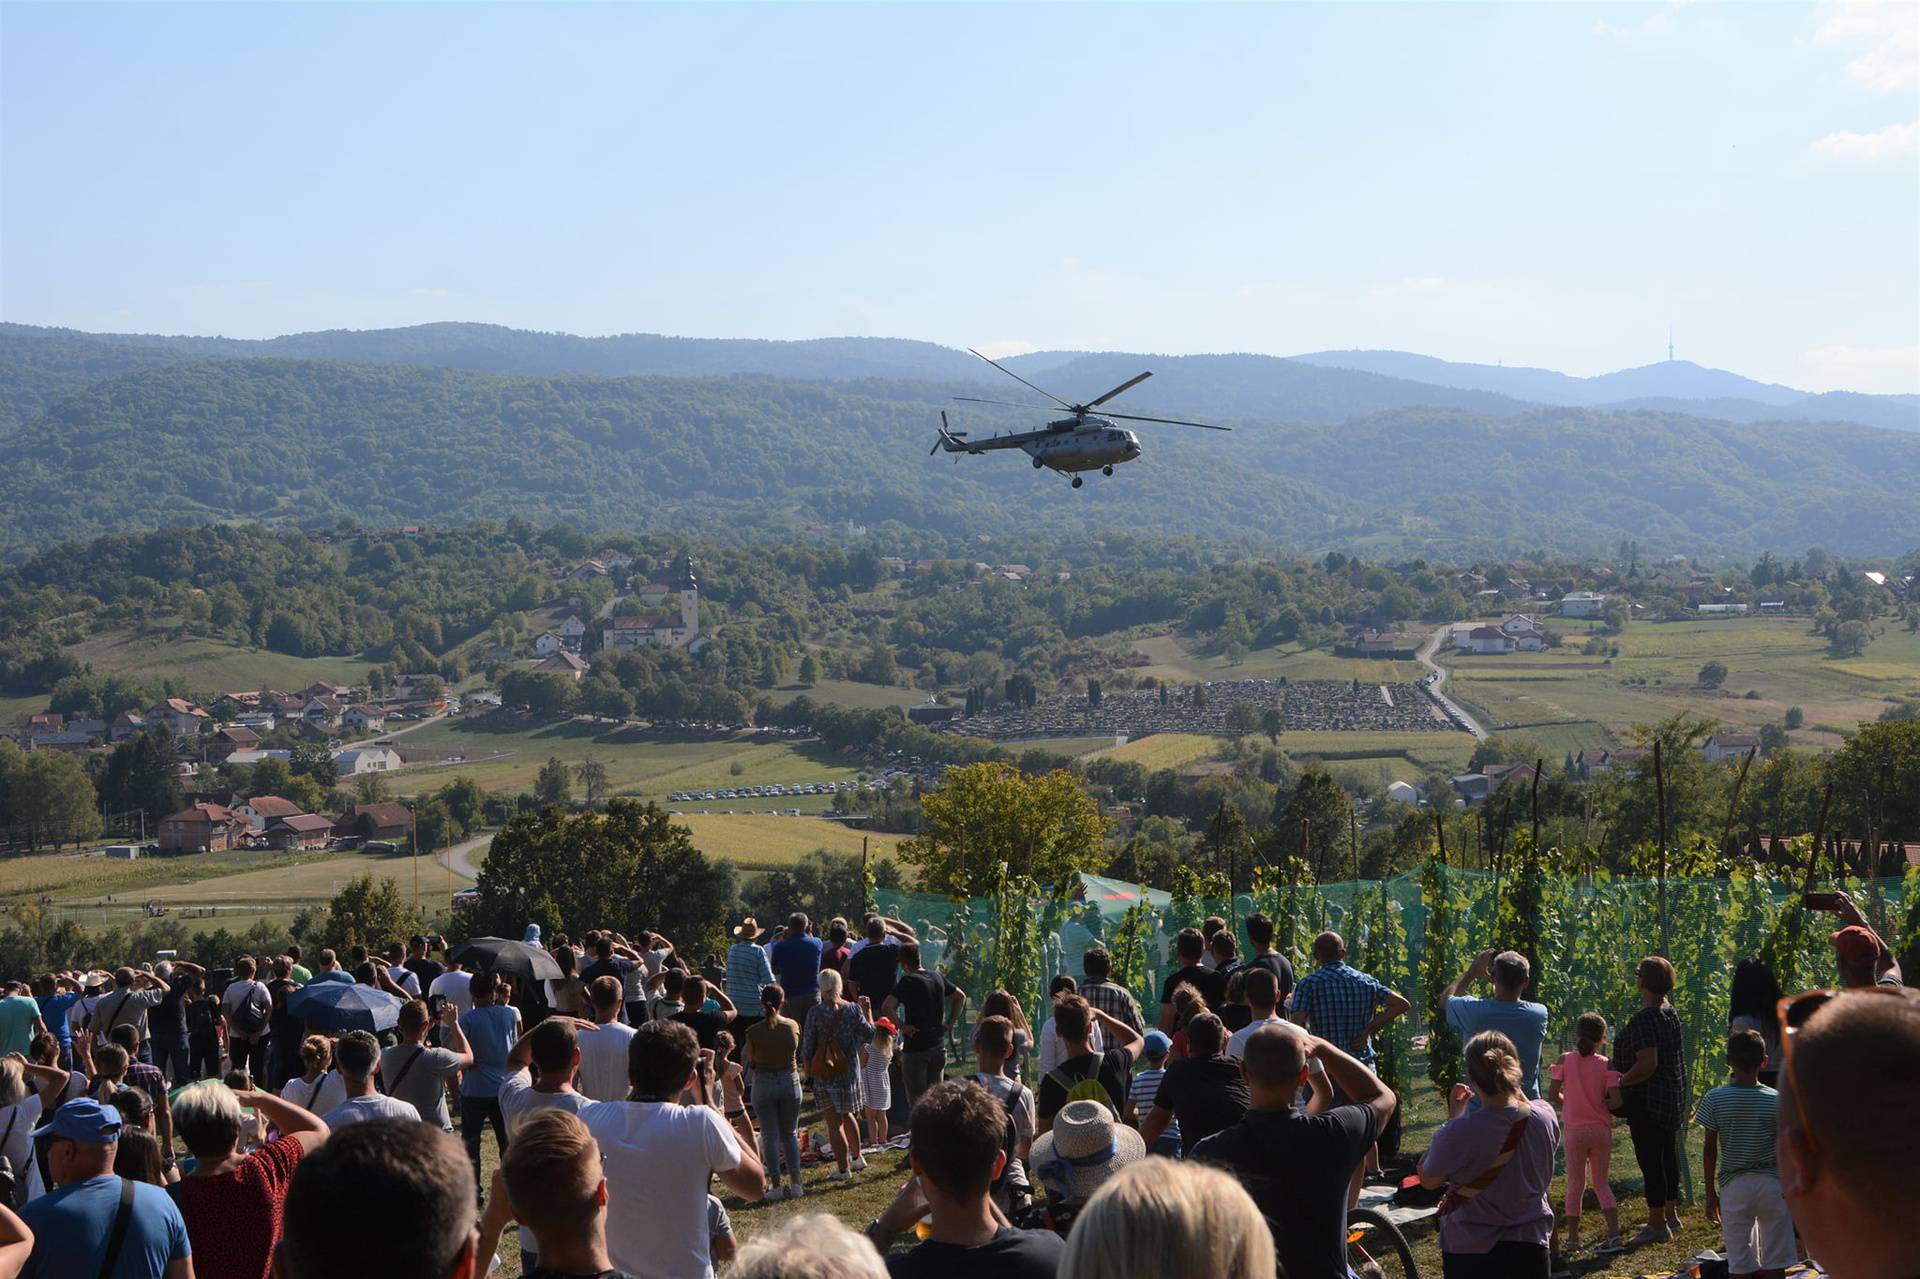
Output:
[807, 1008, 850, 1080]
[187, 998, 218, 1039]
[230, 981, 270, 1036]
[1047, 1058, 1122, 1118]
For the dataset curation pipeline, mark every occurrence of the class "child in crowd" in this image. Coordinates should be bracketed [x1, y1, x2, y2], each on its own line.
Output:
[707, 1194, 737, 1265]
[1547, 1012, 1623, 1254]
[224, 1069, 267, 1151]
[712, 1030, 757, 1153]
[861, 1017, 895, 1149]
[1126, 1031, 1181, 1157]
[1696, 1029, 1794, 1279]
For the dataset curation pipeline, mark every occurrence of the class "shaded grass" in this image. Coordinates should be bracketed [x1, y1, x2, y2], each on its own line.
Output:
[667, 813, 907, 873]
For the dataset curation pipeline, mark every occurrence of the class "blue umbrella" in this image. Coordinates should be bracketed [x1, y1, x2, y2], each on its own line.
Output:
[287, 981, 405, 1033]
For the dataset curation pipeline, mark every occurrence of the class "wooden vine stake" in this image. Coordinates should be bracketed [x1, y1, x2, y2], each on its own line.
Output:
[1529, 758, 1543, 871]
[1721, 748, 1755, 869]
[1654, 738, 1669, 957]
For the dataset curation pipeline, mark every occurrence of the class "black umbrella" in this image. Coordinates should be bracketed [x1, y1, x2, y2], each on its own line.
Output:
[287, 982, 405, 1033]
[446, 936, 565, 982]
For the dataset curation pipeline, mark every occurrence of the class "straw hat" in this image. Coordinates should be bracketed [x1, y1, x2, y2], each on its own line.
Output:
[1029, 1098, 1146, 1204]
[731, 916, 762, 941]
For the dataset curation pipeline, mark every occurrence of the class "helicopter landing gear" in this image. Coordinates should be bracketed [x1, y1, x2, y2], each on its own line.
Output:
[1032, 457, 1044, 469]
[1071, 476, 1083, 488]
[1102, 465, 1114, 476]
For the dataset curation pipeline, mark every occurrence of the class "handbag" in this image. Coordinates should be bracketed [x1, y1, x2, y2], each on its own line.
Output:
[1436, 1107, 1532, 1218]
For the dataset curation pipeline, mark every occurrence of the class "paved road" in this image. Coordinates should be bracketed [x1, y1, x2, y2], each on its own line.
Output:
[1418, 625, 1490, 741]
[437, 831, 494, 882]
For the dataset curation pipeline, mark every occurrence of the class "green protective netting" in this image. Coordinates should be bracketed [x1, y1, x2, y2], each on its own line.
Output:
[878, 865, 1916, 1107]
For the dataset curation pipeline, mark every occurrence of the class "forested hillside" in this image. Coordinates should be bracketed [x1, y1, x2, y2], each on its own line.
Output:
[3, 356, 1916, 559]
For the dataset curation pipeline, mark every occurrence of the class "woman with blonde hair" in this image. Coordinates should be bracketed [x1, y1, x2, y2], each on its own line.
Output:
[797, 966, 874, 1180]
[731, 1213, 886, 1279]
[976, 989, 1031, 1077]
[1417, 1030, 1560, 1278]
[0, 1052, 68, 1206]
[1060, 1159, 1274, 1279]
[279, 1033, 346, 1118]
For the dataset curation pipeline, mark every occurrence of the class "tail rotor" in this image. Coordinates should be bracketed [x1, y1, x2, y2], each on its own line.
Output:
[931, 410, 970, 459]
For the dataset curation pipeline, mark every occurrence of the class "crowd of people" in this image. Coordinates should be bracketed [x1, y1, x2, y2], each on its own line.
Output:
[0, 887, 1908, 1279]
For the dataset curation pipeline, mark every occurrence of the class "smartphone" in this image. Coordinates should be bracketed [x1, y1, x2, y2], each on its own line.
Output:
[1803, 891, 1844, 911]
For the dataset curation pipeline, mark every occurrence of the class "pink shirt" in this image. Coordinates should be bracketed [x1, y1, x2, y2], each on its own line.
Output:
[1549, 1050, 1620, 1127]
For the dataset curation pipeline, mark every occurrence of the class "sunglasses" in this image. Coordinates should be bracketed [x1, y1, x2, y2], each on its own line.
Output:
[1774, 985, 1920, 1155]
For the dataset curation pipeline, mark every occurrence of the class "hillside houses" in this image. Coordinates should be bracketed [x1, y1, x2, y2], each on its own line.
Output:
[334, 746, 403, 777]
[151, 698, 211, 736]
[532, 651, 590, 681]
[1453, 615, 1547, 655]
[1558, 591, 1608, 617]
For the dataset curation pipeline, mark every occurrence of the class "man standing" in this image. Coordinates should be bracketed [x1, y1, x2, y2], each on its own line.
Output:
[0, 983, 45, 1059]
[846, 917, 906, 1006]
[1440, 949, 1549, 1099]
[724, 918, 774, 1034]
[580, 936, 645, 1025]
[321, 1031, 422, 1128]
[220, 955, 274, 1084]
[458, 972, 522, 1195]
[1242, 913, 1297, 1007]
[381, 1002, 471, 1133]
[578, 1020, 764, 1279]
[20, 1098, 192, 1279]
[1140, 1012, 1248, 1154]
[884, 942, 966, 1114]
[575, 977, 638, 1103]
[1035, 995, 1144, 1134]
[305, 950, 355, 985]
[866, 1080, 1064, 1279]
[402, 935, 445, 995]
[147, 960, 202, 1085]
[497, 1018, 596, 1275]
[1157, 929, 1227, 1030]
[429, 959, 474, 1022]
[1195, 1025, 1397, 1279]
[276, 1119, 478, 1279]
[93, 966, 170, 1064]
[1077, 948, 1146, 1035]
[1289, 931, 1411, 1070]
[768, 914, 824, 1030]
[486, 1111, 629, 1279]
[283, 945, 313, 985]
[382, 944, 422, 998]
[1225, 967, 1285, 1059]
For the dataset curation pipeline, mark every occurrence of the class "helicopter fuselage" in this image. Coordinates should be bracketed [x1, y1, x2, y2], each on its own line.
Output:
[1019, 415, 1142, 473]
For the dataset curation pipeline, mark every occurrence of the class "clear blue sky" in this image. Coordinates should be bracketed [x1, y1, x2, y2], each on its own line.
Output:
[3, 2, 1916, 392]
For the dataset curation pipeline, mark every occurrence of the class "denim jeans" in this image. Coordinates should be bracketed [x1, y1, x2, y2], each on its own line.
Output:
[751, 1073, 803, 1182]
[460, 1095, 508, 1199]
[150, 1031, 189, 1085]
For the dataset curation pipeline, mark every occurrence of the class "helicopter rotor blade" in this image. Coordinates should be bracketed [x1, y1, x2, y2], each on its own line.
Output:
[1100, 410, 1231, 431]
[966, 348, 1074, 409]
[952, 396, 1065, 412]
[1084, 370, 1153, 409]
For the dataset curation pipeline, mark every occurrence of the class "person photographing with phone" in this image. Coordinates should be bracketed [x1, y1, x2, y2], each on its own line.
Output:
[1805, 891, 1903, 990]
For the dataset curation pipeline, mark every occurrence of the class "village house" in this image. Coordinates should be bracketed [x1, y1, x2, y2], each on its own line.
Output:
[267, 813, 335, 851]
[158, 802, 248, 852]
[1703, 732, 1763, 763]
[532, 651, 590, 681]
[557, 615, 587, 643]
[109, 711, 147, 742]
[333, 802, 412, 844]
[1348, 629, 1417, 657]
[1461, 626, 1515, 655]
[571, 559, 610, 583]
[225, 749, 292, 768]
[205, 726, 261, 763]
[334, 746, 403, 777]
[1696, 602, 1750, 616]
[150, 699, 211, 737]
[533, 631, 567, 657]
[233, 795, 303, 831]
[1558, 591, 1608, 618]
[341, 705, 388, 734]
[302, 696, 343, 730]
[233, 712, 277, 734]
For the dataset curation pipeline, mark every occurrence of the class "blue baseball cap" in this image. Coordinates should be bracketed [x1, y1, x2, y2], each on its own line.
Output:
[30, 1098, 122, 1144]
[1143, 1030, 1172, 1057]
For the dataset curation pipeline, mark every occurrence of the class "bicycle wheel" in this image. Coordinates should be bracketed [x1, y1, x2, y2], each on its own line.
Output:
[1346, 1206, 1419, 1279]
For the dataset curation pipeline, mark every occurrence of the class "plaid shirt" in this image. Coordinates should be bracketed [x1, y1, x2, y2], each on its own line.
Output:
[1290, 961, 1390, 1065]
[121, 1060, 170, 1126]
[1078, 978, 1146, 1034]
[725, 941, 775, 1012]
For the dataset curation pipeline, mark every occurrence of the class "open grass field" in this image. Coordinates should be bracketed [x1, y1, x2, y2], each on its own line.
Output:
[1129, 633, 1425, 685]
[65, 627, 373, 694]
[1088, 732, 1230, 771]
[1005, 735, 1128, 758]
[14, 848, 472, 931]
[665, 812, 906, 874]
[391, 714, 863, 808]
[1444, 616, 1920, 749]
[763, 678, 931, 711]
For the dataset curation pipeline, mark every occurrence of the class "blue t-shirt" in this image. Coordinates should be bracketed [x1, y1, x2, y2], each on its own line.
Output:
[769, 935, 825, 998]
[1445, 995, 1550, 1100]
[306, 970, 357, 985]
[38, 993, 81, 1049]
[0, 995, 41, 1057]
[21, 1173, 191, 1278]
[459, 1005, 521, 1097]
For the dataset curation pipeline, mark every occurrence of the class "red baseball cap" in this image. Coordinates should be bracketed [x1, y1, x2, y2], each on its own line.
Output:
[1830, 925, 1880, 966]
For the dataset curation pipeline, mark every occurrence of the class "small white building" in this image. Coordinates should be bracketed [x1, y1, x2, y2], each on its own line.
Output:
[1462, 626, 1515, 655]
[334, 746, 403, 777]
[1500, 614, 1539, 637]
[1697, 603, 1750, 616]
[1702, 732, 1763, 763]
[342, 705, 388, 734]
[533, 632, 566, 657]
[234, 795, 303, 832]
[1559, 591, 1608, 618]
[1386, 780, 1420, 806]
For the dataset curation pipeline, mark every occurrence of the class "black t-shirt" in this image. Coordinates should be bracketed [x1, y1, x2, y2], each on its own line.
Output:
[1192, 1103, 1381, 1279]
[892, 969, 956, 1054]
[1160, 963, 1227, 1010]
[1037, 1046, 1135, 1124]
[1246, 950, 1297, 1002]
[404, 957, 445, 991]
[154, 982, 189, 1036]
[886, 1226, 1065, 1279]
[847, 942, 901, 1006]
[1220, 1004, 1253, 1034]
[267, 978, 304, 1044]
[1151, 1054, 1250, 1152]
[672, 1008, 729, 1052]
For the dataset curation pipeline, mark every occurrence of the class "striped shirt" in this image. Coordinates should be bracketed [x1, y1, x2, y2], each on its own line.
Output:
[1695, 1082, 1778, 1187]
[1130, 1066, 1178, 1141]
[1291, 962, 1392, 1065]
[1080, 978, 1147, 1034]
[725, 942, 775, 1012]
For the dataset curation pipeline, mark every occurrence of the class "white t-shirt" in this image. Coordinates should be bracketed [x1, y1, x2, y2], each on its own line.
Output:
[1037, 1017, 1103, 1076]
[576, 1020, 637, 1102]
[322, 1093, 420, 1129]
[0, 1094, 41, 1194]
[580, 1099, 743, 1279]
[498, 1072, 596, 1257]
[387, 966, 421, 997]
[281, 1071, 348, 1118]
[428, 970, 474, 1018]
[1225, 1013, 1289, 1060]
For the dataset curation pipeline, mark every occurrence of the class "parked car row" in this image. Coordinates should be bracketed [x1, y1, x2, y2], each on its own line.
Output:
[665, 779, 861, 803]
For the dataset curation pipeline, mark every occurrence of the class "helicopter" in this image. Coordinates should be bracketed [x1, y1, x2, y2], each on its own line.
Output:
[931, 348, 1228, 487]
